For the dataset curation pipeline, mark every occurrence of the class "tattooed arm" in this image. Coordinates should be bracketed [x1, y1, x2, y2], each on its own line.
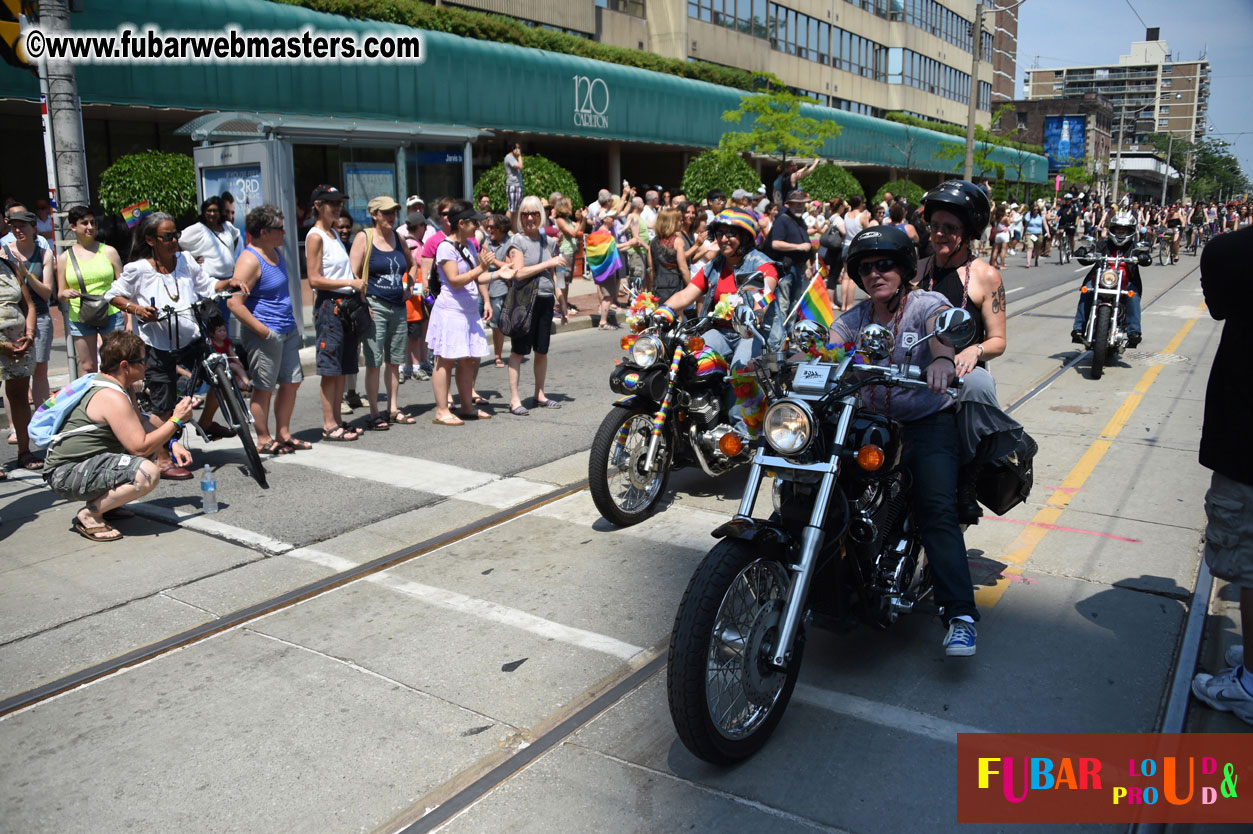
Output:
[951, 260, 1007, 377]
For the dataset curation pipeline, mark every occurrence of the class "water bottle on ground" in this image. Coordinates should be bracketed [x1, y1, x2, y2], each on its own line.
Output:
[201, 465, 218, 514]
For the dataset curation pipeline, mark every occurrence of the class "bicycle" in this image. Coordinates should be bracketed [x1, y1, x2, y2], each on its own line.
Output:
[1056, 229, 1073, 265]
[152, 293, 267, 487]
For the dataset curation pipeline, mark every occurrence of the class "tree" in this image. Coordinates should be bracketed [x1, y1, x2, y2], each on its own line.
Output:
[98, 151, 197, 219]
[872, 180, 926, 206]
[718, 82, 841, 164]
[800, 164, 863, 202]
[934, 140, 1004, 185]
[474, 154, 582, 212]
[1061, 162, 1096, 190]
[1185, 137, 1249, 202]
[681, 149, 760, 202]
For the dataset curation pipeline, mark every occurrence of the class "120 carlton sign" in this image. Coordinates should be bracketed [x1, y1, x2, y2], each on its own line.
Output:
[573, 75, 609, 129]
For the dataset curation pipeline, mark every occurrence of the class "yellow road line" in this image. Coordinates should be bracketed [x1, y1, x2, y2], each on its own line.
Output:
[977, 302, 1206, 608]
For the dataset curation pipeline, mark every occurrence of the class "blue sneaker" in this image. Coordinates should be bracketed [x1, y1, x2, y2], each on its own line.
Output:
[943, 619, 977, 657]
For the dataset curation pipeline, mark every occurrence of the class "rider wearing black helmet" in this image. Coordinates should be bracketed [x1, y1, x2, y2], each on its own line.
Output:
[834, 226, 981, 656]
[1071, 210, 1144, 348]
[917, 180, 1024, 526]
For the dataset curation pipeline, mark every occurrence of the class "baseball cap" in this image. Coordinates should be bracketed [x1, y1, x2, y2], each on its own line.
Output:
[757, 184, 766, 194]
[730, 188, 751, 201]
[405, 211, 427, 228]
[367, 195, 401, 214]
[310, 184, 348, 203]
[786, 190, 810, 204]
[7, 209, 37, 225]
[406, 194, 423, 207]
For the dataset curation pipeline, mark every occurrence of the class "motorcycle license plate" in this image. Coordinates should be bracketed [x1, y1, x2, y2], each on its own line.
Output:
[793, 363, 833, 393]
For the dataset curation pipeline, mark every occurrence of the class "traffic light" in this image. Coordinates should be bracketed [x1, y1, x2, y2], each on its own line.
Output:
[0, 0, 28, 69]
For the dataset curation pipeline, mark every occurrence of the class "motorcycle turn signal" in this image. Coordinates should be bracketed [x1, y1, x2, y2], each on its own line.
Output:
[856, 445, 886, 471]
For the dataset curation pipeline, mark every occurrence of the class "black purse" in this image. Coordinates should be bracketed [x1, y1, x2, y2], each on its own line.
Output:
[337, 294, 372, 336]
[977, 432, 1038, 516]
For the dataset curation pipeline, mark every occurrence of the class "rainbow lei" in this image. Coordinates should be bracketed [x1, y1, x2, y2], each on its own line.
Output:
[626, 292, 660, 331]
[807, 340, 867, 364]
[711, 293, 744, 321]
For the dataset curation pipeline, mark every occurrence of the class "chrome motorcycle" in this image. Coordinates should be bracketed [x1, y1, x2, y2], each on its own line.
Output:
[666, 307, 974, 763]
[1075, 248, 1150, 380]
[589, 303, 751, 527]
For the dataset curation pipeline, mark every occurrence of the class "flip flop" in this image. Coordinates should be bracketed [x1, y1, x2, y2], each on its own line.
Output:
[18, 452, 43, 470]
[278, 437, 313, 451]
[73, 517, 123, 542]
[388, 411, 417, 425]
[259, 440, 295, 455]
[432, 416, 465, 427]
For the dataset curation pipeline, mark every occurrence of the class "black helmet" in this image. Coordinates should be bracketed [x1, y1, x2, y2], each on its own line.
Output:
[922, 179, 992, 240]
[845, 226, 918, 291]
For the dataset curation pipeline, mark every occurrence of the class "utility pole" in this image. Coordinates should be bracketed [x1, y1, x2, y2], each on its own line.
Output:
[1159, 133, 1174, 205]
[1181, 147, 1193, 203]
[962, 4, 983, 181]
[37, 0, 90, 232]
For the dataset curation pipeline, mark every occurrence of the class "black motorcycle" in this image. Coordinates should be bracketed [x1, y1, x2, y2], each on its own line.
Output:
[1075, 248, 1150, 380]
[588, 302, 751, 527]
[666, 307, 991, 763]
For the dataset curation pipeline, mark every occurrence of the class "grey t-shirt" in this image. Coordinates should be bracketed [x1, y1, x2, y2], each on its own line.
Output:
[487, 238, 513, 298]
[505, 153, 522, 188]
[507, 232, 555, 297]
[831, 290, 953, 423]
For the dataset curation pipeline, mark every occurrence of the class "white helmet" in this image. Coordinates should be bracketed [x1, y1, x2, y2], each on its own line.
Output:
[1109, 212, 1137, 247]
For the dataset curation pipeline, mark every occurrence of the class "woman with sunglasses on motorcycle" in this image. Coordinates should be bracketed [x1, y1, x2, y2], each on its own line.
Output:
[915, 181, 1024, 526]
[833, 226, 979, 656]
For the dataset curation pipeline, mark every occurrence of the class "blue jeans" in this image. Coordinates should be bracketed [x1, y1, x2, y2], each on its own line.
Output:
[1072, 291, 1141, 335]
[903, 410, 978, 621]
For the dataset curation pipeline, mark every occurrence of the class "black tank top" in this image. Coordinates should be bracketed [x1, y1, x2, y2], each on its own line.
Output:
[918, 255, 987, 365]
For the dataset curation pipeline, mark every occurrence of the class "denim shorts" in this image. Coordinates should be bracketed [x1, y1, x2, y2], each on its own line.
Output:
[68, 312, 124, 338]
[34, 312, 53, 364]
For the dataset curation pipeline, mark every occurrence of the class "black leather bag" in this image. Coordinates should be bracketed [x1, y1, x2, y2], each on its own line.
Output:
[337, 294, 372, 337]
[977, 432, 1038, 516]
[497, 276, 538, 338]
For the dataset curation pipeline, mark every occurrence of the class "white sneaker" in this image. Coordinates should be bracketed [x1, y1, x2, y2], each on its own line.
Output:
[942, 619, 977, 657]
[339, 400, 353, 415]
[1191, 666, 1253, 725]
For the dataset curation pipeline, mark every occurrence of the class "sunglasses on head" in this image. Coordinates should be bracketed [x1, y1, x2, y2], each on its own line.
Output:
[857, 258, 899, 277]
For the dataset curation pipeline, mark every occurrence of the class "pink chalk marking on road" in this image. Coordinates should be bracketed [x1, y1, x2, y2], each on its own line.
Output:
[1000, 572, 1036, 585]
[985, 516, 1142, 543]
[1043, 485, 1085, 493]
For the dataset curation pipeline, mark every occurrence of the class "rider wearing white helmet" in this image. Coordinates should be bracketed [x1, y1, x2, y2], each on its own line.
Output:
[1071, 211, 1144, 348]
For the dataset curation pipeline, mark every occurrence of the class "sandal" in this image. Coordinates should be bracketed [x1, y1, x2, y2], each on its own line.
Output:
[457, 410, 492, 420]
[200, 421, 234, 440]
[494, 357, 506, 368]
[534, 399, 562, 409]
[278, 437, 313, 451]
[103, 507, 136, 520]
[259, 440, 295, 455]
[321, 425, 358, 442]
[509, 405, 530, 416]
[388, 411, 417, 425]
[364, 415, 390, 431]
[472, 395, 490, 406]
[431, 415, 465, 427]
[18, 451, 43, 470]
[73, 517, 123, 542]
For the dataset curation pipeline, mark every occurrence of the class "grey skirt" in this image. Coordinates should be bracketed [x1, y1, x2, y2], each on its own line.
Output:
[955, 366, 1024, 465]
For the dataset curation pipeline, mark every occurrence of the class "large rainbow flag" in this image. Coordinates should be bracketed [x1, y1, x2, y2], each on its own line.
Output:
[585, 229, 623, 284]
[795, 274, 836, 328]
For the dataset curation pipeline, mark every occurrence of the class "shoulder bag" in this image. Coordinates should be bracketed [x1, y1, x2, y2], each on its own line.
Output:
[68, 249, 112, 327]
[495, 235, 544, 338]
[336, 229, 374, 337]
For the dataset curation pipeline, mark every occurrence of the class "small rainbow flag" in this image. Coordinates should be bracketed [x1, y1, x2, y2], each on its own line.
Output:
[751, 287, 775, 313]
[585, 229, 623, 285]
[796, 274, 836, 328]
[122, 200, 151, 229]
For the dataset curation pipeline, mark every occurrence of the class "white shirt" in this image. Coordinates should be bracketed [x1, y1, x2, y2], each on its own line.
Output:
[308, 226, 353, 294]
[640, 205, 658, 230]
[178, 220, 242, 279]
[107, 253, 218, 351]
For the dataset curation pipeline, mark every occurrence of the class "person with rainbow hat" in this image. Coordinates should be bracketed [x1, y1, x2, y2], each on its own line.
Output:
[653, 208, 779, 439]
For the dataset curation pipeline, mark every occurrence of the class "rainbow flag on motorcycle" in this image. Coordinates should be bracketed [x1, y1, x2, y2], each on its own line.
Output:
[795, 274, 836, 327]
[751, 287, 775, 313]
[585, 229, 623, 284]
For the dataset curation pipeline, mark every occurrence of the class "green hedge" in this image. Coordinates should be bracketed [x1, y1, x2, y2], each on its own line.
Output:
[681, 150, 760, 202]
[473, 154, 582, 211]
[279, 0, 778, 92]
[797, 164, 863, 202]
[884, 112, 1044, 155]
[872, 180, 926, 206]
[98, 151, 198, 219]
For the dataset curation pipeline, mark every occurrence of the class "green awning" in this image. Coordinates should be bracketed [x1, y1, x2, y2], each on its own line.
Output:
[0, 0, 1047, 181]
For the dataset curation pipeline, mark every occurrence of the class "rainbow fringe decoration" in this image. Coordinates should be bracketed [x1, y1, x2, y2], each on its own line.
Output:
[651, 346, 685, 436]
[585, 229, 623, 285]
[796, 274, 836, 328]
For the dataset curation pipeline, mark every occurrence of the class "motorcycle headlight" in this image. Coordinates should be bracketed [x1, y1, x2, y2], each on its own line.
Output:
[629, 335, 663, 369]
[763, 399, 814, 456]
[1099, 269, 1118, 289]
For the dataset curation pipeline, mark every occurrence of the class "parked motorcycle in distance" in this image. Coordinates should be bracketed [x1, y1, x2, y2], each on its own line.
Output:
[1074, 248, 1150, 380]
[666, 306, 975, 764]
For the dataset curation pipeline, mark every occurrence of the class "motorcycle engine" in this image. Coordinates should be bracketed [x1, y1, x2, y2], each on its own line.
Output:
[686, 392, 721, 426]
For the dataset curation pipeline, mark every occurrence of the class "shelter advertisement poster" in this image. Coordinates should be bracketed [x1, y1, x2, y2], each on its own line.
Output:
[1043, 116, 1086, 172]
[201, 165, 263, 219]
[343, 163, 397, 225]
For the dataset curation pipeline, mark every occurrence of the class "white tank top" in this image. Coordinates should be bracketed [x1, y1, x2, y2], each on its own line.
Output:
[308, 226, 353, 293]
[843, 211, 863, 244]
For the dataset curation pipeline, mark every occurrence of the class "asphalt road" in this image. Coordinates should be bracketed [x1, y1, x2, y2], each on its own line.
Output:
[2, 248, 1244, 834]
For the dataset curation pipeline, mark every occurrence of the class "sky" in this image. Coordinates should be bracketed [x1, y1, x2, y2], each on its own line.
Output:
[1015, 0, 1252, 181]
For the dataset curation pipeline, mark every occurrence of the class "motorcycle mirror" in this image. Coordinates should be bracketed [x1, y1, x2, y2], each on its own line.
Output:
[790, 319, 828, 352]
[732, 304, 758, 340]
[858, 323, 894, 361]
[933, 307, 976, 349]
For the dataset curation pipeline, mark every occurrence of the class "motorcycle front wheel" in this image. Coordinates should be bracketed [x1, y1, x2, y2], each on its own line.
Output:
[667, 539, 802, 764]
[1089, 304, 1112, 379]
[589, 404, 671, 527]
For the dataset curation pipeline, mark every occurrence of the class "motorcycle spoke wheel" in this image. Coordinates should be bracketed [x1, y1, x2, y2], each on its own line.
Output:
[589, 406, 671, 527]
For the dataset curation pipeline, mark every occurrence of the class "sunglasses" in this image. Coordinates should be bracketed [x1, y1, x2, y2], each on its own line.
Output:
[857, 258, 900, 277]
[521, 211, 541, 218]
[155, 231, 181, 242]
[930, 222, 964, 237]
[267, 224, 286, 232]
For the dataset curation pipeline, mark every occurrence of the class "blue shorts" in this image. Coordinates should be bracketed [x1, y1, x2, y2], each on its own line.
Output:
[68, 312, 124, 338]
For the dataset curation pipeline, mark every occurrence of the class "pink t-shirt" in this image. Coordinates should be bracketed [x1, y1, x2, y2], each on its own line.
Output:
[421, 231, 447, 261]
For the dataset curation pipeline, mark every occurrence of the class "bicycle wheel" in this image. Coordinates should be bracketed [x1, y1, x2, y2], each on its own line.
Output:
[212, 363, 267, 488]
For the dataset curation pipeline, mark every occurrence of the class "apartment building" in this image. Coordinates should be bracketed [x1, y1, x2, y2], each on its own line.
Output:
[1024, 29, 1210, 156]
[452, 0, 1003, 128]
